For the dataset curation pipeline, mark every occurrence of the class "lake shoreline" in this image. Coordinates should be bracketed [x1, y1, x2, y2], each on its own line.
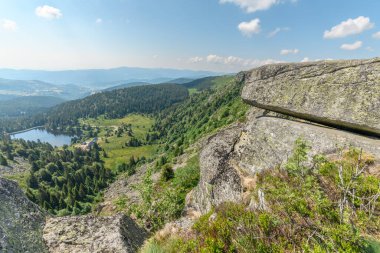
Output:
[10, 128, 73, 147]
[8, 126, 45, 136]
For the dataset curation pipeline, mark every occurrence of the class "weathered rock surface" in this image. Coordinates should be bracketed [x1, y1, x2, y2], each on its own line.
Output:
[189, 107, 380, 214]
[0, 177, 47, 253]
[241, 58, 380, 136]
[186, 124, 244, 214]
[43, 214, 147, 253]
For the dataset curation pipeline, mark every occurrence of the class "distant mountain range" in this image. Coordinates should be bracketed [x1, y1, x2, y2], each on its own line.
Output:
[0, 78, 90, 100]
[0, 67, 221, 88]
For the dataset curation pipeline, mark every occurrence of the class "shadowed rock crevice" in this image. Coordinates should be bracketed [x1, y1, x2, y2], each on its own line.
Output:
[242, 99, 380, 137]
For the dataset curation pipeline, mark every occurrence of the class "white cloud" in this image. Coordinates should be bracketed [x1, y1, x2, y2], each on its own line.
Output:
[301, 57, 333, 63]
[238, 19, 261, 37]
[1, 19, 17, 31]
[324, 16, 374, 39]
[268, 27, 289, 38]
[220, 0, 279, 13]
[189, 54, 281, 69]
[189, 56, 204, 63]
[372, 31, 380, 39]
[340, 41, 363, 50]
[35, 5, 62, 20]
[280, 48, 299, 55]
[96, 18, 103, 24]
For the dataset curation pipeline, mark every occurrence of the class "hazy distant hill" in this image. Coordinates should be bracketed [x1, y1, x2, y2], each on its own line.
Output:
[0, 78, 90, 100]
[0, 96, 65, 118]
[183, 76, 233, 90]
[0, 67, 221, 88]
[103, 82, 150, 92]
[166, 78, 194, 84]
[103, 78, 195, 92]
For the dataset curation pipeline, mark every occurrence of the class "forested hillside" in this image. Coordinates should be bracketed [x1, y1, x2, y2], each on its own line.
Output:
[44, 83, 188, 130]
[0, 83, 188, 134]
[0, 96, 65, 118]
[153, 76, 248, 156]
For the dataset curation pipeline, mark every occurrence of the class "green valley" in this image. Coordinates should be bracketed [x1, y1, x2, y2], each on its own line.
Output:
[80, 114, 158, 170]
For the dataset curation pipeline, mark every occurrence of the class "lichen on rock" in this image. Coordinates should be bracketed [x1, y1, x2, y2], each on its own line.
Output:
[43, 214, 147, 253]
[241, 58, 380, 136]
[0, 177, 47, 253]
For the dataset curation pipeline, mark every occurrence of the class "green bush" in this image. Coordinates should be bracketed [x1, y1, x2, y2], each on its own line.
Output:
[160, 165, 174, 181]
[129, 155, 200, 231]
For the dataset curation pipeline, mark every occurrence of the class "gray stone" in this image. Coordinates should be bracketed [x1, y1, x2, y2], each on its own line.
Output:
[43, 214, 147, 253]
[186, 124, 244, 214]
[190, 109, 380, 214]
[234, 109, 380, 175]
[241, 58, 380, 136]
[0, 177, 47, 253]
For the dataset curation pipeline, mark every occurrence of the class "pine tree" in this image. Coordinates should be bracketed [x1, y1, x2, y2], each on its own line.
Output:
[27, 172, 39, 189]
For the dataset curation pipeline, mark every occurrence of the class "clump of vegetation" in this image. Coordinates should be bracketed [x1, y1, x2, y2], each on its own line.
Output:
[160, 165, 174, 182]
[0, 153, 8, 166]
[146, 139, 380, 253]
[129, 154, 200, 231]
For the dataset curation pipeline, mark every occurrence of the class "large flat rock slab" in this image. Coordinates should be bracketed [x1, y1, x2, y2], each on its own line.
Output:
[0, 178, 47, 253]
[241, 58, 380, 136]
[234, 110, 380, 175]
[43, 214, 147, 253]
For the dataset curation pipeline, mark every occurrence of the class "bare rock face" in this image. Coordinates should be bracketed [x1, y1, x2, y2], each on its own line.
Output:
[236, 109, 380, 174]
[187, 124, 244, 214]
[190, 109, 380, 214]
[43, 214, 147, 253]
[241, 58, 380, 136]
[0, 177, 47, 253]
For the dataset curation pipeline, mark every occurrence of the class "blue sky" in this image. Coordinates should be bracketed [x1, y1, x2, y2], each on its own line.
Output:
[0, 0, 379, 72]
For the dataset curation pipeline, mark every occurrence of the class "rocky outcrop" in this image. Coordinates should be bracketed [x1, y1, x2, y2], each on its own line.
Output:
[241, 58, 380, 136]
[0, 177, 47, 253]
[190, 58, 380, 214]
[43, 214, 147, 253]
[187, 124, 244, 214]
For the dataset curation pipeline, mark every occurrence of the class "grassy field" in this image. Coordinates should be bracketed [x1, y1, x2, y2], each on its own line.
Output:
[81, 114, 159, 170]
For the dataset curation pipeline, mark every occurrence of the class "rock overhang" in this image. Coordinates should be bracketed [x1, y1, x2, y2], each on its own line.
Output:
[241, 58, 380, 137]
